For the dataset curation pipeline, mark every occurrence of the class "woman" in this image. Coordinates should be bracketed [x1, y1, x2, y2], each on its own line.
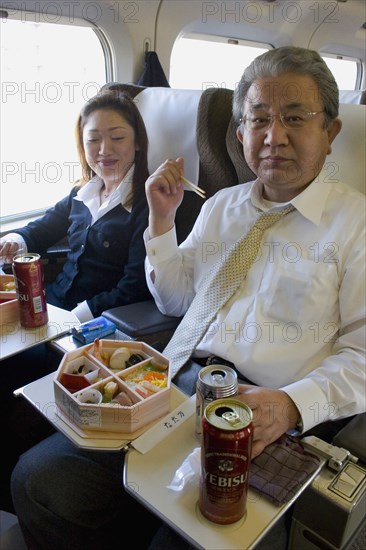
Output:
[0, 90, 152, 513]
[0, 89, 151, 322]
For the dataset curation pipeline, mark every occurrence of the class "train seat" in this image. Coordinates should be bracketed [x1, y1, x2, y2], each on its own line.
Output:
[327, 102, 366, 195]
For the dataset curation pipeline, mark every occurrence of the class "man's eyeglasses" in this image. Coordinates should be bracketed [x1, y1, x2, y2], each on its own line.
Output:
[241, 109, 324, 131]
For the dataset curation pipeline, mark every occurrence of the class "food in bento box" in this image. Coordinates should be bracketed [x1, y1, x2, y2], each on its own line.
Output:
[1, 280, 16, 291]
[111, 391, 134, 406]
[92, 338, 109, 366]
[71, 364, 94, 376]
[92, 339, 145, 371]
[109, 347, 130, 370]
[100, 381, 134, 406]
[59, 360, 102, 393]
[123, 363, 168, 398]
[101, 381, 119, 403]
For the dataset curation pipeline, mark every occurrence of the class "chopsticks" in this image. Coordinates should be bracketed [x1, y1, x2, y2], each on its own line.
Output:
[181, 176, 206, 199]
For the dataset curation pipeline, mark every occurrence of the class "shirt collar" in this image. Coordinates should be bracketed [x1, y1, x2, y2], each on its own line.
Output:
[247, 169, 331, 225]
[75, 164, 135, 213]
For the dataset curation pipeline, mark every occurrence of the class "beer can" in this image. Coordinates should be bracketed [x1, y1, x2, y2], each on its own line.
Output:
[12, 253, 49, 328]
[199, 399, 253, 525]
[195, 365, 238, 435]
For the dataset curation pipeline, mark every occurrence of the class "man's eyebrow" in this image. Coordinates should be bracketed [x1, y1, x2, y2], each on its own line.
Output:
[248, 102, 306, 110]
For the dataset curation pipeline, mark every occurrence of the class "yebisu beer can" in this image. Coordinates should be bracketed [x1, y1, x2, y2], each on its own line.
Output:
[199, 399, 253, 525]
[12, 253, 48, 328]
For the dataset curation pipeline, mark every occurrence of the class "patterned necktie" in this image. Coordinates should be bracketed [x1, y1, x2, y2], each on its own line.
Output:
[164, 205, 295, 377]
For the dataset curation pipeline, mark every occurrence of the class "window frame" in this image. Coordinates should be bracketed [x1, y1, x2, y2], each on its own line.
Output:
[321, 51, 362, 91]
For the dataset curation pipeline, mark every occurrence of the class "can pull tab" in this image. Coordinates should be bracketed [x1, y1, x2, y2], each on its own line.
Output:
[211, 374, 225, 385]
[222, 410, 241, 426]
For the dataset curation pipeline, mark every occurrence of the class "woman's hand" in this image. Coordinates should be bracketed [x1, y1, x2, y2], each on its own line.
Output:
[236, 385, 301, 458]
[0, 239, 21, 263]
[145, 157, 185, 238]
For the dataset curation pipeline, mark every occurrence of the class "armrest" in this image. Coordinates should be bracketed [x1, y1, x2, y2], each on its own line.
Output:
[102, 300, 181, 351]
[332, 412, 366, 464]
[42, 237, 70, 283]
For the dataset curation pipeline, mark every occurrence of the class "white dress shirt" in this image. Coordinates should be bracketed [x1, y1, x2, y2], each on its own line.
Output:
[145, 170, 366, 432]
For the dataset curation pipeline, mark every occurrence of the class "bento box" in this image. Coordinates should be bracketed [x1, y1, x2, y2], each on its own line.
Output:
[0, 274, 17, 303]
[53, 339, 171, 434]
[0, 275, 19, 325]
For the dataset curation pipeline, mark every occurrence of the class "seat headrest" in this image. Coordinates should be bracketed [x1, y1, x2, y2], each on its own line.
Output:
[339, 90, 366, 105]
[197, 87, 256, 195]
[226, 116, 256, 184]
[134, 87, 202, 184]
[326, 103, 365, 195]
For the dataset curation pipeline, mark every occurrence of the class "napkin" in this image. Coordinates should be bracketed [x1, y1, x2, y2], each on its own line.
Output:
[249, 434, 321, 506]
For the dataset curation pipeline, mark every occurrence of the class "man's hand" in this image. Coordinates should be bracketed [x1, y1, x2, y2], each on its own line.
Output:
[236, 385, 301, 458]
[145, 157, 185, 238]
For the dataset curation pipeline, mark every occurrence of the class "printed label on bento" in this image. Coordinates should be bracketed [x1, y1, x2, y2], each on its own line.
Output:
[66, 397, 102, 427]
[77, 407, 102, 427]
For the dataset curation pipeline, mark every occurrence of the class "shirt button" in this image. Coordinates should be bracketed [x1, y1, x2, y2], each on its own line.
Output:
[103, 241, 110, 248]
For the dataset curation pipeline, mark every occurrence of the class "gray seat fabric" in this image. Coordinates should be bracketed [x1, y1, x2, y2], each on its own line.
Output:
[196, 87, 240, 195]
[226, 114, 256, 184]
[197, 87, 257, 193]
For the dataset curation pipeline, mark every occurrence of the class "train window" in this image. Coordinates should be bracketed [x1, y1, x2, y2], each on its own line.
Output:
[170, 34, 270, 90]
[322, 54, 359, 90]
[170, 35, 360, 95]
[1, 15, 107, 225]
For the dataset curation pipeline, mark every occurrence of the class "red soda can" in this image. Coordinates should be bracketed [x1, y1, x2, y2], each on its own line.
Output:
[199, 399, 253, 525]
[12, 253, 49, 328]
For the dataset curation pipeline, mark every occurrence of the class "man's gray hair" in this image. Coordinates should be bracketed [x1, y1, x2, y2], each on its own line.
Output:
[233, 46, 339, 127]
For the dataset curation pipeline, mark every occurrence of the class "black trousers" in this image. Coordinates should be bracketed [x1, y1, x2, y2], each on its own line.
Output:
[1, 344, 60, 512]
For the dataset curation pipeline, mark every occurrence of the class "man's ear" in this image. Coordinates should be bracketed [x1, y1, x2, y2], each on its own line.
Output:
[327, 118, 342, 154]
[236, 125, 244, 144]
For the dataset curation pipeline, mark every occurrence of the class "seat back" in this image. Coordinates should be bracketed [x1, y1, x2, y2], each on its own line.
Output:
[101, 83, 205, 243]
[326, 102, 365, 195]
[339, 89, 366, 105]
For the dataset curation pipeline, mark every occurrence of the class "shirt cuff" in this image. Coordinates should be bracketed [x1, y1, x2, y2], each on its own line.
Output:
[144, 226, 178, 266]
[71, 301, 94, 323]
[281, 378, 330, 434]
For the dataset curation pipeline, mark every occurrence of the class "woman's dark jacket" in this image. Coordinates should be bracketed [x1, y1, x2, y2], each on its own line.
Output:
[15, 187, 151, 317]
